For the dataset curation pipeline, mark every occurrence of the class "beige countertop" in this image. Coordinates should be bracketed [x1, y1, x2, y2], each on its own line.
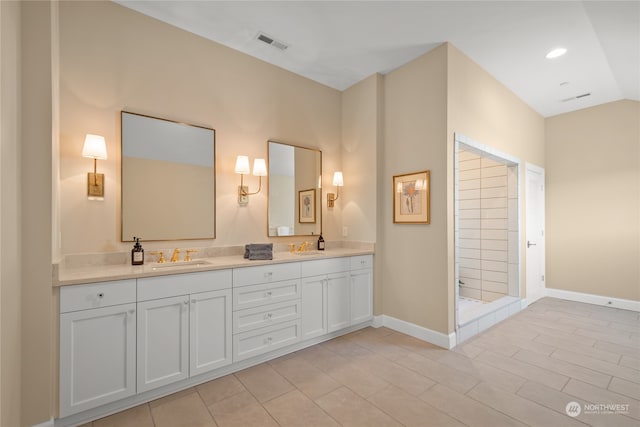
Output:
[54, 247, 374, 287]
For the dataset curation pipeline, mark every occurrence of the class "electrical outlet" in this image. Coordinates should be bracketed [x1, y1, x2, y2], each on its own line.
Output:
[342, 226, 348, 237]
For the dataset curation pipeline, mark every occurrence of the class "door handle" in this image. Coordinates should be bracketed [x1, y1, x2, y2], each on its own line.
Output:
[527, 241, 537, 248]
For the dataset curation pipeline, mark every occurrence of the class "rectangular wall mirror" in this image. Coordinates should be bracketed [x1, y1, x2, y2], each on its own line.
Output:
[121, 111, 215, 241]
[268, 140, 322, 237]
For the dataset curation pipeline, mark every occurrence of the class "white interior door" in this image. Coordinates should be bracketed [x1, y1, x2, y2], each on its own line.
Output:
[526, 163, 545, 303]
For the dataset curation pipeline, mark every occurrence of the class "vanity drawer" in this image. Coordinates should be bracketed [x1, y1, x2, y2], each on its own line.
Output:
[350, 255, 373, 270]
[233, 320, 301, 362]
[233, 300, 301, 334]
[60, 280, 137, 313]
[300, 257, 350, 277]
[137, 269, 232, 301]
[233, 263, 300, 287]
[233, 279, 300, 311]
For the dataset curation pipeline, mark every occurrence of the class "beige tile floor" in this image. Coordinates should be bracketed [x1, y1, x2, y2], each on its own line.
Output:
[81, 297, 639, 426]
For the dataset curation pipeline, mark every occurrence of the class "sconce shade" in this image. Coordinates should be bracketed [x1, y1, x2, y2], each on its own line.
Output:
[253, 158, 267, 176]
[332, 171, 344, 187]
[235, 155, 250, 174]
[82, 134, 107, 159]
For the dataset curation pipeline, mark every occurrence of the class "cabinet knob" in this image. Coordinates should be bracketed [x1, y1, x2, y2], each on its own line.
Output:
[97, 293, 104, 298]
[128, 309, 135, 315]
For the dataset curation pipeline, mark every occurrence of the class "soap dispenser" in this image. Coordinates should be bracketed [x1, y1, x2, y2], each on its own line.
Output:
[131, 237, 144, 265]
[317, 234, 325, 251]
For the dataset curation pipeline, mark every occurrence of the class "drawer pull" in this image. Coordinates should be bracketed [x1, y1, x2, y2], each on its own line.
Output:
[263, 336, 273, 345]
[264, 291, 273, 298]
[97, 293, 104, 298]
[263, 313, 273, 321]
[264, 272, 273, 279]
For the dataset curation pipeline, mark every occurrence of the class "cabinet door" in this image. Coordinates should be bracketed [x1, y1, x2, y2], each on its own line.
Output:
[60, 303, 136, 417]
[190, 289, 232, 376]
[327, 272, 350, 332]
[350, 269, 373, 324]
[137, 295, 189, 393]
[301, 275, 327, 340]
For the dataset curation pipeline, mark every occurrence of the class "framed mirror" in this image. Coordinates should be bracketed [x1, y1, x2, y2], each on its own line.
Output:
[268, 140, 322, 237]
[121, 111, 215, 241]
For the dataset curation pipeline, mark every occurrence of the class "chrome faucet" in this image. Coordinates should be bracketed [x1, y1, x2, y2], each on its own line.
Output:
[170, 248, 181, 262]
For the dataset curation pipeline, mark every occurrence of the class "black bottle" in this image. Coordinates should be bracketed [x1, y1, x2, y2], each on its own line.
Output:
[131, 237, 144, 265]
[317, 234, 325, 251]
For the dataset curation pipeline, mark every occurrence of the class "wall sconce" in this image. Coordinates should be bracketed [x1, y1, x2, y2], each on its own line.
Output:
[235, 155, 267, 206]
[327, 171, 343, 208]
[82, 134, 107, 198]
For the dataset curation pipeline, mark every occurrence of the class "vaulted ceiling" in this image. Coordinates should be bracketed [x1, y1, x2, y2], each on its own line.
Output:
[116, 1, 639, 117]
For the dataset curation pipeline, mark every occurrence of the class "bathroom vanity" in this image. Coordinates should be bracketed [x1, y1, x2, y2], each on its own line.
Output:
[55, 249, 373, 426]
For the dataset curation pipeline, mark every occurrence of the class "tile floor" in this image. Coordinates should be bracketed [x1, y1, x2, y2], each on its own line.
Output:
[80, 297, 639, 427]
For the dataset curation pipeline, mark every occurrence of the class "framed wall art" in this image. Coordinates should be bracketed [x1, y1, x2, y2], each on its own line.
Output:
[298, 189, 316, 223]
[393, 170, 430, 224]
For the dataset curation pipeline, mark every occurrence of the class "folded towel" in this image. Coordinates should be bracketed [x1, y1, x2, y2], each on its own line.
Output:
[244, 243, 273, 260]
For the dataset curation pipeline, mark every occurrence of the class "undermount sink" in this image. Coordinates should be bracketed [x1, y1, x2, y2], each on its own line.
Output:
[151, 260, 212, 269]
[291, 251, 324, 256]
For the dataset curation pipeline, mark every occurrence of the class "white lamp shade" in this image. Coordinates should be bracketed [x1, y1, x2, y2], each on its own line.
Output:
[82, 134, 107, 160]
[235, 155, 250, 174]
[252, 158, 267, 176]
[332, 171, 344, 187]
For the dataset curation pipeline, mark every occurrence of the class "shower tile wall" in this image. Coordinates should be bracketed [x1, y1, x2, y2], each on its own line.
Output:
[457, 149, 518, 302]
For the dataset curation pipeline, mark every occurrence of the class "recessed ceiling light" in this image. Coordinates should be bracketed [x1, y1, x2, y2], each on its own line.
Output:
[546, 48, 567, 59]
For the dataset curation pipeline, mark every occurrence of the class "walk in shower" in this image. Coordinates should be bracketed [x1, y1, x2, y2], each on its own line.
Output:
[454, 134, 522, 342]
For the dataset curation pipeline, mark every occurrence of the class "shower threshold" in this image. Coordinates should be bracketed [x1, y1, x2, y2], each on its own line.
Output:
[458, 295, 521, 332]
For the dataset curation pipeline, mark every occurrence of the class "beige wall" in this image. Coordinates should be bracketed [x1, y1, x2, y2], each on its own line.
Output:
[382, 45, 449, 333]
[446, 44, 545, 332]
[545, 100, 640, 301]
[381, 43, 544, 335]
[341, 74, 382, 314]
[1, 1, 23, 425]
[1, 2, 55, 426]
[59, 1, 341, 255]
[21, 2, 54, 425]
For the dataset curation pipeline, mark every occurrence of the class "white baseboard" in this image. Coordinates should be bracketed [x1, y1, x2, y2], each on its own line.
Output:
[546, 288, 640, 312]
[32, 419, 54, 427]
[372, 315, 384, 328]
[376, 314, 456, 349]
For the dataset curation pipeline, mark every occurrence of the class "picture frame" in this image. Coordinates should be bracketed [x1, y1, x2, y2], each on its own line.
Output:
[393, 170, 430, 224]
[298, 189, 316, 223]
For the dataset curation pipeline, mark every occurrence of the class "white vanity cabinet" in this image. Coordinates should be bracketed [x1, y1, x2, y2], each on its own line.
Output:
[59, 280, 137, 417]
[57, 252, 374, 424]
[350, 255, 374, 324]
[136, 270, 232, 393]
[232, 263, 302, 361]
[301, 257, 351, 338]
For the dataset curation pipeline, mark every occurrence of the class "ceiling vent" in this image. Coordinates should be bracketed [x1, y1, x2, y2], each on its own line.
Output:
[256, 32, 288, 51]
[561, 92, 591, 102]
